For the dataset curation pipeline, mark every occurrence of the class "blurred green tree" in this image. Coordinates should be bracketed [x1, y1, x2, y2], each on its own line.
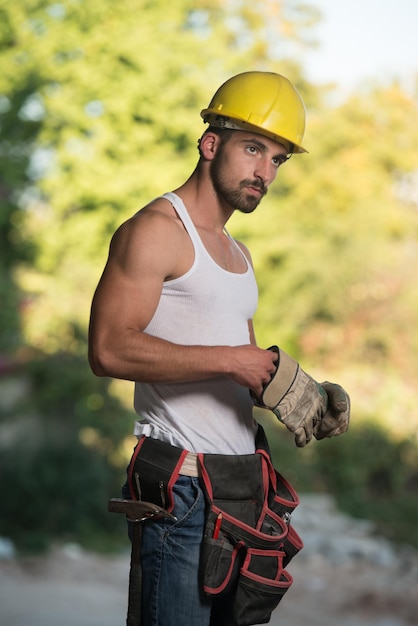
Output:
[0, 0, 318, 356]
[0, 0, 322, 550]
[232, 82, 418, 362]
[1, 0, 418, 550]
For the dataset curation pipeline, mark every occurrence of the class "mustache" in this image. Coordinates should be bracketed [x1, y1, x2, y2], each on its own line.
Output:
[240, 179, 267, 196]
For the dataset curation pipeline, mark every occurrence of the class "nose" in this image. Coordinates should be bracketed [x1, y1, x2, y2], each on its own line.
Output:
[254, 157, 275, 185]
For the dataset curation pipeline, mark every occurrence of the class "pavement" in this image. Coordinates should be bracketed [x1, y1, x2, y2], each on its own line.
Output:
[1, 543, 417, 626]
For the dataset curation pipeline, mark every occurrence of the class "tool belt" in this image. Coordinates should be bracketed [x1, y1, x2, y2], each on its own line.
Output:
[127, 427, 303, 626]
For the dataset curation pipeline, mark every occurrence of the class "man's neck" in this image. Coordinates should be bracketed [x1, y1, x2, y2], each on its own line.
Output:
[173, 167, 234, 233]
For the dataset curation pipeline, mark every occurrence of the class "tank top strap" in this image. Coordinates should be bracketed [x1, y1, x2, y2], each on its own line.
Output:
[162, 192, 202, 249]
[162, 192, 250, 273]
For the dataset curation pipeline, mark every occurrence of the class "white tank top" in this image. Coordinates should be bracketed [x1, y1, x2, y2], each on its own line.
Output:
[133, 192, 258, 454]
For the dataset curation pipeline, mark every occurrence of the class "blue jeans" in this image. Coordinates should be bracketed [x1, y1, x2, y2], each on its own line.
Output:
[123, 476, 236, 626]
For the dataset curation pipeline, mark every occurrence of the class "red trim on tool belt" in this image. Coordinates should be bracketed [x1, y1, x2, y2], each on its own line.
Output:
[166, 449, 189, 511]
[128, 437, 146, 500]
[198, 452, 213, 500]
[202, 540, 246, 595]
[256, 447, 277, 493]
[211, 503, 288, 547]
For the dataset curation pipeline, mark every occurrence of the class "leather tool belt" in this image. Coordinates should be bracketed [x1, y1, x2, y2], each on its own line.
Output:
[127, 426, 303, 626]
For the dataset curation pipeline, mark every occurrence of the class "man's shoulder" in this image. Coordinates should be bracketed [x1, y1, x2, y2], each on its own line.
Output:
[117, 196, 181, 240]
[108, 196, 191, 277]
[134, 195, 178, 221]
[109, 196, 190, 273]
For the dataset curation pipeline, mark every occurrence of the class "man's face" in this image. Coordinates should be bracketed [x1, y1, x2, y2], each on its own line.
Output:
[209, 131, 289, 214]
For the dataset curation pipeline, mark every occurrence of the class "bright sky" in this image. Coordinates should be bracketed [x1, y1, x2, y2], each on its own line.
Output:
[304, 0, 418, 97]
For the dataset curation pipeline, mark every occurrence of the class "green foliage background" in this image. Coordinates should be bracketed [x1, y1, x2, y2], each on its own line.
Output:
[1, 0, 418, 551]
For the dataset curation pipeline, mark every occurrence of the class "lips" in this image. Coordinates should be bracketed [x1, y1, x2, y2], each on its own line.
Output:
[246, 185, 265, 197]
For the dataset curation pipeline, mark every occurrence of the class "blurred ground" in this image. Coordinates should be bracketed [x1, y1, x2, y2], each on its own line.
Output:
[1, 495, 417, 626]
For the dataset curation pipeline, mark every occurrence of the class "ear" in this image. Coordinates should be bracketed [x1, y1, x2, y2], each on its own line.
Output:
[199, 130, 221, 161]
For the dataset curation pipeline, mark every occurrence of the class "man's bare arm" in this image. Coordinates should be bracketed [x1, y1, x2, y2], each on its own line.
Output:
[88, 205, 276, 393]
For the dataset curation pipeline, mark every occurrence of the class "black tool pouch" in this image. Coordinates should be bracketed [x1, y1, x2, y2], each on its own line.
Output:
[127, 436, 186, 512]
[198, 426, 303, 626]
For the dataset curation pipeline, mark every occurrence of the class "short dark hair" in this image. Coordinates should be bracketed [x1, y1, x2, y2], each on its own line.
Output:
[197, 126, 235, 157]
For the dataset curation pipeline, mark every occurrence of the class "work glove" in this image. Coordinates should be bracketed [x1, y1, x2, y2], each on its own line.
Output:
[313, 382, 350, 440]
[253, 346, 328, 447]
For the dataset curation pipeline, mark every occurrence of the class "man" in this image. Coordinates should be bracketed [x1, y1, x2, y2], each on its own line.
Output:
[88, 71, 349, 626]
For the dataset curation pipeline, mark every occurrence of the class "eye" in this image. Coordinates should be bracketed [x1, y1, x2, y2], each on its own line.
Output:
[246, 145, 258, 155]
[272, 154, 290, 167]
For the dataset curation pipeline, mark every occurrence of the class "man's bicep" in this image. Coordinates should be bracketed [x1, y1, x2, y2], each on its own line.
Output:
[91, 261, 163, 334]
[90, 219, 171, 333]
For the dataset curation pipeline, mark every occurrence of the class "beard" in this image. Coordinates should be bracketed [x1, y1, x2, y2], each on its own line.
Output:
[210, 150, 267, 214]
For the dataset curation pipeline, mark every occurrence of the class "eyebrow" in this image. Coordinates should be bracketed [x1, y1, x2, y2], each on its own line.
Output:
[241, 137, 288, 161]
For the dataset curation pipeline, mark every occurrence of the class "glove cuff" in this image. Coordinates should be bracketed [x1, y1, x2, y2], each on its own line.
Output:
[260, 346, 299, 409]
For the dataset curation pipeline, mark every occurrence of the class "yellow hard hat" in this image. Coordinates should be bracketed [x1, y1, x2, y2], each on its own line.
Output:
[200, 71, 307, 154]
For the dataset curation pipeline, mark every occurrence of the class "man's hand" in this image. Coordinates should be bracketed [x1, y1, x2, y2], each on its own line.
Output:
[314, 382, 350, 440]
[253, 346, 327, 447]
[228, 344, 278, 394]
